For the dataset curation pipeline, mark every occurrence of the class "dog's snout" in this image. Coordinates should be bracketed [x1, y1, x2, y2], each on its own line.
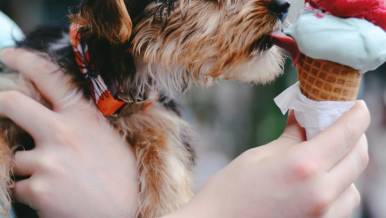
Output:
[269, 0, 290, 20]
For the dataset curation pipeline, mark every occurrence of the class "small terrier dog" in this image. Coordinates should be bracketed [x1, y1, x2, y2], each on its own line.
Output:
[0, 0, 289, 217]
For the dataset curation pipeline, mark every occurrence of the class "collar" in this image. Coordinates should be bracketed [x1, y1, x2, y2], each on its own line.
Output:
[69, 24, 126, 116]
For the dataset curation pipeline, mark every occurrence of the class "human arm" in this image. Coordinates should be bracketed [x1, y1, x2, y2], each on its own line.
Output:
[0, 49, 369, 218]
[162, 102, 368, 218]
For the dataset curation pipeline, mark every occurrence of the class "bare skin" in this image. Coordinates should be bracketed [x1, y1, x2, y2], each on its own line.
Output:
[165, 105, 369, 218]
[0, 49, 139, 218]
[0, 49, 369, 218]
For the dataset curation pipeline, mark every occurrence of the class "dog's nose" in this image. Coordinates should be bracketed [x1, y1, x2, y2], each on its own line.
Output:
[269, 0, 290, 21]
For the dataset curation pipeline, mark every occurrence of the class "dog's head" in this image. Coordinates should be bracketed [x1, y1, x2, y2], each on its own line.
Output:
[71, 0, 289, 93]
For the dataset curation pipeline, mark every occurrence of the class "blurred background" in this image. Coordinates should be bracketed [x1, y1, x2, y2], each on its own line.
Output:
[1, 0, 385, 217]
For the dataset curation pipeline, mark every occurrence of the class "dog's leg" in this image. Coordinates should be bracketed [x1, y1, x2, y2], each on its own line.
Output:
[134, 128, 193, 218]
[118, 107, 194, 218]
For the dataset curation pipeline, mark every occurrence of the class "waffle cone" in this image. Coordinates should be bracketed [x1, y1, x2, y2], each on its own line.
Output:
[296, 54, 362, 101]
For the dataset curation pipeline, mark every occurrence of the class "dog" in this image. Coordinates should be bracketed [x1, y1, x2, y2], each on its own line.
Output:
[0, 0, 288, 217]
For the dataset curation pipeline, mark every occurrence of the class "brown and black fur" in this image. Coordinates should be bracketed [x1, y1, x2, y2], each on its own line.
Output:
[0, 0, 287, 217]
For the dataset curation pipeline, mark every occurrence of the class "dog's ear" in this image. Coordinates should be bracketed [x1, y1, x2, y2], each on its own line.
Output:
[71, 0, 132, 43]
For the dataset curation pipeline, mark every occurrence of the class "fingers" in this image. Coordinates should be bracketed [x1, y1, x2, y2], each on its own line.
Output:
[301, 138, 367, 218]
[303, 101, 370, 170]
[12, 179, 39, 208]
[12, 150, 43, 208]
[0, 91, 58, 140]
[280, 111, 307, 144]
[0, 48, 76, 110]
[13, 150, 38, 177]
[323, 184, 360, 218]
[327, 136, 368, 198]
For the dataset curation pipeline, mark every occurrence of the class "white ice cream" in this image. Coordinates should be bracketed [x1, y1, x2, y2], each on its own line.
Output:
[285, 10, 386, 73]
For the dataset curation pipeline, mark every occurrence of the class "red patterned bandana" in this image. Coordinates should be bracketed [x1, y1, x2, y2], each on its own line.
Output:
[69, 24, 126, 116]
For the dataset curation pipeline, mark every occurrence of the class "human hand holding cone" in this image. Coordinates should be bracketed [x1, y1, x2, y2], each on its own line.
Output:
[271, 33, 363, 139]
[270, 7, 386, 139]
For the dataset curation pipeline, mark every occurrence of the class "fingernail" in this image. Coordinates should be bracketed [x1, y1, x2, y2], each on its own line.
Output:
[0, 49, 8, 62]
[0, 48, 15, 62]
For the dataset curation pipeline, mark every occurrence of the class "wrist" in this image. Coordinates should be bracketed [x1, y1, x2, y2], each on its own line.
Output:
[161, 199, 213, 218]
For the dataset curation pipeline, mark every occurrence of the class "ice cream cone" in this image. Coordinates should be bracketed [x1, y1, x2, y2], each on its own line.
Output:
[271, 6, 386, 139]
[296, 54, 362, 101]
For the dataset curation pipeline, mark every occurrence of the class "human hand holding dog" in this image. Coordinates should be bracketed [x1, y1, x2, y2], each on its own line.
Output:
[0, 49, 369, 218]
[0, 48, 138, 218]
[165, 102, 369, 218]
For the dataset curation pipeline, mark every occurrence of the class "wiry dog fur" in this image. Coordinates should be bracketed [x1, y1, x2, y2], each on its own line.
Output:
[0, 0, 285, 217]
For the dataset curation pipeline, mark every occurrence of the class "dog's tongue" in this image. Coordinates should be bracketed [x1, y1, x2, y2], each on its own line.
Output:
[270, 33, 301, 63]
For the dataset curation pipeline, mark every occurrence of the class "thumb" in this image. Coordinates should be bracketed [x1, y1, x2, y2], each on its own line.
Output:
[279, 111, 306, 144]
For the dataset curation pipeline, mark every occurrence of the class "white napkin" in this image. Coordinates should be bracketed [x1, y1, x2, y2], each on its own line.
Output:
[274, 82, 355, 139]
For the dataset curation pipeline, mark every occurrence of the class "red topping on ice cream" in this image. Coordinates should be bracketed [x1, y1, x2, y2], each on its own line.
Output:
[306, 0, 386, 30]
